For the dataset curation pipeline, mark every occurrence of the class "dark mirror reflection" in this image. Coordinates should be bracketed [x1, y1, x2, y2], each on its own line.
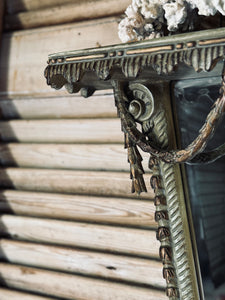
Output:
[174, 77, 225, 300]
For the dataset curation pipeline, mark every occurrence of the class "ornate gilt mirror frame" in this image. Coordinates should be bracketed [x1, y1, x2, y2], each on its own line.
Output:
[45, 27, 225, 300]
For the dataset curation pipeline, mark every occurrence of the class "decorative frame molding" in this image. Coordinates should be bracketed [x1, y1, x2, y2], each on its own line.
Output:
[112, 81, 201, 299]
[45, 27, 225, 86]
[45, 27, 225, 300]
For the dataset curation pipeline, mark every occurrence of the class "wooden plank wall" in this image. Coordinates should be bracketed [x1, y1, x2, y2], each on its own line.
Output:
[0, 0, 4, 43]
[0, 1, 166, 299]
[4, 0, 131, 30]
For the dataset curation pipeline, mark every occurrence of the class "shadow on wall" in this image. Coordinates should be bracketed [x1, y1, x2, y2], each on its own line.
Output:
[0, 29, 23, 194]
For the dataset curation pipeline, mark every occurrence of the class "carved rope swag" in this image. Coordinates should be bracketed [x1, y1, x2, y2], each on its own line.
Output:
[112, 76, 225, 166]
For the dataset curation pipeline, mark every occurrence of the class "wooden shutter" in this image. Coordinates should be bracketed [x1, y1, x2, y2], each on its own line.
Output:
[0, 3, 166, 299]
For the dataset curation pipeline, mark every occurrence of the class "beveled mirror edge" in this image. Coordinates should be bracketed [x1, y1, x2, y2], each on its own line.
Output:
[171, 80, 205, 300]
[180, 163, 205, 300]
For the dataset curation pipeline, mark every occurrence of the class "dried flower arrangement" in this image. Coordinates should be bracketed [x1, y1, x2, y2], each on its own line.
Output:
[118, 0, 225, 42]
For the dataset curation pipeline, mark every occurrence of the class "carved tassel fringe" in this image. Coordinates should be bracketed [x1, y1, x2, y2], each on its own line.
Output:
[125, 133, 147, 194]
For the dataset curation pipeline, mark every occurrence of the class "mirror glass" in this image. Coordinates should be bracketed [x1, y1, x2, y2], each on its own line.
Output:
[174, 77, 225, 300]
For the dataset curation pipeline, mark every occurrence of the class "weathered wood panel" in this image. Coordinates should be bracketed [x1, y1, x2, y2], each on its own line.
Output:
[0, 168, 153, 198]
[0, 239, 165, 288]
[0, 190, 156, 227]
[0, 17, 121, 98]
[0, 119, 123, 143]
[0, 93, 116, 119]
[0, 215, 160, 257]
[5, 0, 130, 30]
[0, 288, 55, 300]
[0, 263, 167, 300]
[0, 0, 4, 63]
[0, 143, 150, 172]
[6, 0, 81, 14]
[0, 0, 4, 40]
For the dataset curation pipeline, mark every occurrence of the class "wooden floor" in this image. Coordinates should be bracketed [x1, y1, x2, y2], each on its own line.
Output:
[0, 2, 167, 299]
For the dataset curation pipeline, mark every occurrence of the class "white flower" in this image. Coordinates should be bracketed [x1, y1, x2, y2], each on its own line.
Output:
[212, 0, 225, 15]
[187, 0, 217, 16]
[132, 0, 166, 19]
[125, 5, 145, 28]
[118, 18, 138, 43]
[163, 2, 187, 31]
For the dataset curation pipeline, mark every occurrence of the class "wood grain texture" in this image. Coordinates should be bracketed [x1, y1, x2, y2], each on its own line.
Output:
[0, 168, 153, 198]
[0, 0, 4, 37]
[0, 143, 150, 172]
[0, 93, 116, 119]
[0, 239, 165, 288]
[0, 190, 156, 227]
[0, 17, 121, 98]
[0, 263, 167, 300]
[5, 0, 130, 30]
[0, 288, 55, 300]
[0, 215, 160, 258]
[0, 0, 4, 56]
[0, 119, 123, 143]
[6, 0, 82, 14]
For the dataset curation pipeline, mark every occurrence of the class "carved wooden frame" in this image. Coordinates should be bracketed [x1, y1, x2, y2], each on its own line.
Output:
[45, 27, 225, 300]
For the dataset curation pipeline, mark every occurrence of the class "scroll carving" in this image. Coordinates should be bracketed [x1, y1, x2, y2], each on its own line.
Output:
[113, 78, 225, 165]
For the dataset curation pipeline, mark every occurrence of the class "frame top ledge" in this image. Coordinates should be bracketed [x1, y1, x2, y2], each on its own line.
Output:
[48, 27, 225, 60]
[45, 27, 225, 95]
